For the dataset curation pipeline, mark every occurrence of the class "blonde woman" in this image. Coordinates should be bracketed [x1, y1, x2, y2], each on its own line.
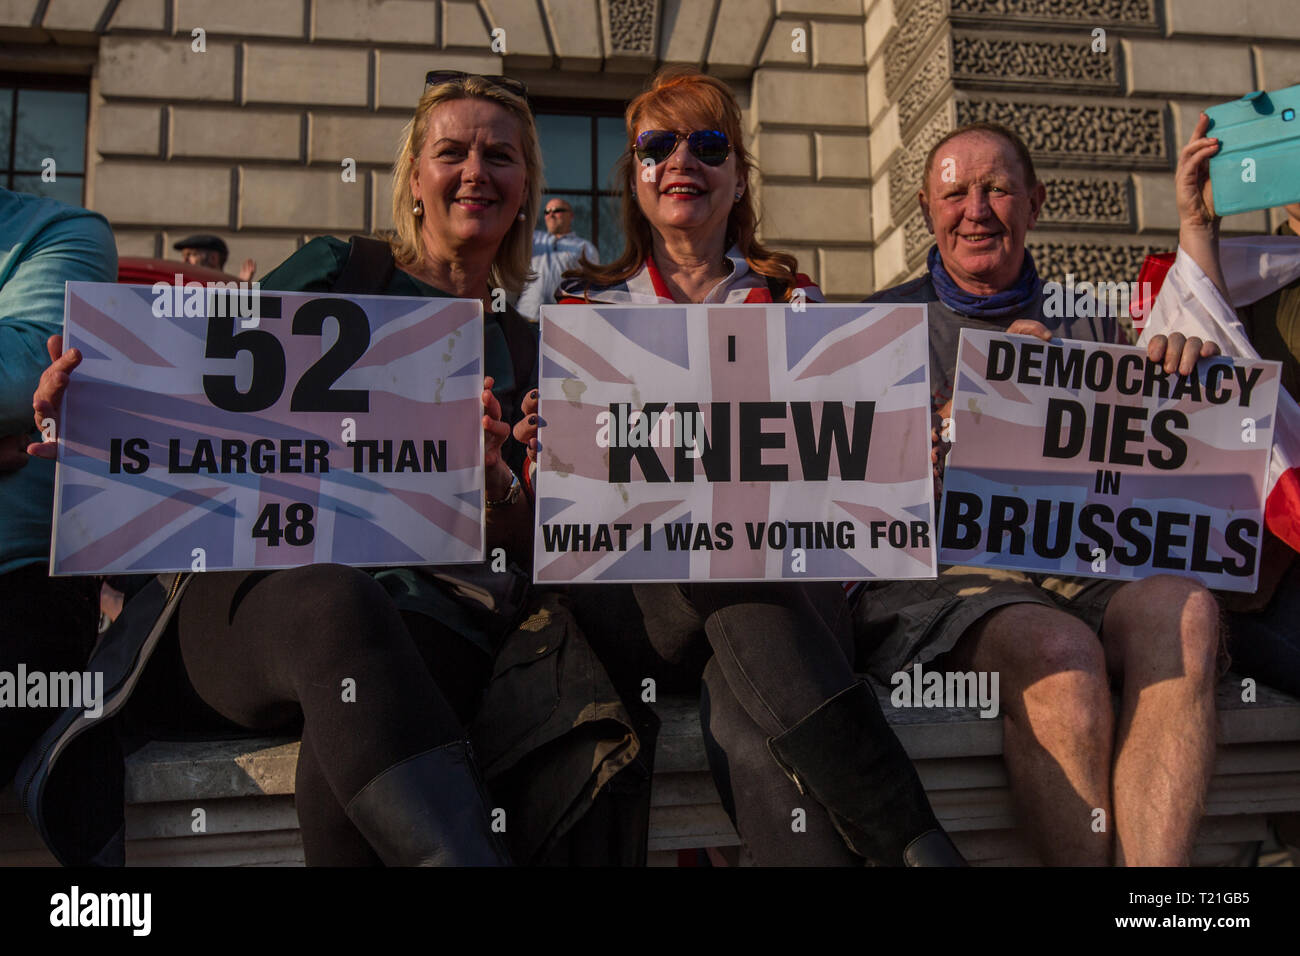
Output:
[27, 74, 545, 867]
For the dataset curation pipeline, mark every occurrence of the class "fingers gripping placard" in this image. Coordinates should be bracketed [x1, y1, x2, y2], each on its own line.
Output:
[51, 283, 485, 574]
[534, 303, 937, 583]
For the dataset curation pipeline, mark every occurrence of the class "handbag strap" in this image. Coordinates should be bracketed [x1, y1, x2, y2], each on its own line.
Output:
[331, 236, 397, 294]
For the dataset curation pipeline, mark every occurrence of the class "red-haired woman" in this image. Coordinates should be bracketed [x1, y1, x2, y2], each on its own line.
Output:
[516, 67, 964, 866]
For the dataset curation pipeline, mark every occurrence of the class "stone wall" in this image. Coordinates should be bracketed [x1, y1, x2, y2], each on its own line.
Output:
[0, 0, 873, 295]
[2, 0, 1297, 297]
[866, 0, 1300, 291]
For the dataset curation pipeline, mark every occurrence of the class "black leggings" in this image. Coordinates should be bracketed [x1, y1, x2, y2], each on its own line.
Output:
[132, 564, 487, 866]
[572, 580, 863, 865]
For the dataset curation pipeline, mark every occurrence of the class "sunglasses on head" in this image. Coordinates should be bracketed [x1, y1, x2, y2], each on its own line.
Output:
[634, 129, 732, 167]
[424, 70, 529, 101]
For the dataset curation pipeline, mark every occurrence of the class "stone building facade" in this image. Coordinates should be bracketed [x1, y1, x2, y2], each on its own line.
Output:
[3, 0, 1299, 299]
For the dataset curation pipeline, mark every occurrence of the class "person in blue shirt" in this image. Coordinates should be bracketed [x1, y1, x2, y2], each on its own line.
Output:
[0, 187, 116, 796]
[514, 198, 598, 320]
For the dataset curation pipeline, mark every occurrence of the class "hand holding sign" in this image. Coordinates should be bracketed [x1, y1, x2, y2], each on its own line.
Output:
[482, 375, 515, 500]
[27, 334, 79, 460]
[1147, 331, 1220, 376]
[512, 388, 540, 462]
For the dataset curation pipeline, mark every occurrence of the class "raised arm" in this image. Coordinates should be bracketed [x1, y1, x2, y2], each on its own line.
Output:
[1175, 112, 1230, 301]
[1143, 113, 1226, 374]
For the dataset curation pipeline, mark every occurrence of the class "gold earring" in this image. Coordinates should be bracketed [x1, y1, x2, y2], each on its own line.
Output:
[413, 199, 424, 216]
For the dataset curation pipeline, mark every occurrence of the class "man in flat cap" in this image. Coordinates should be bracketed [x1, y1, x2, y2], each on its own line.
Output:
[173, 233, 255, 281]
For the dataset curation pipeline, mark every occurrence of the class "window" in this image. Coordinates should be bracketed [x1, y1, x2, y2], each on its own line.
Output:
[0, 75, 89, 206]
[534, 104, 627, 263]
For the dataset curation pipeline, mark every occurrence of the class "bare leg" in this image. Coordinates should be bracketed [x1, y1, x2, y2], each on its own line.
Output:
[946, 603, 1114, 865]
[1101, 575, 1219, 866]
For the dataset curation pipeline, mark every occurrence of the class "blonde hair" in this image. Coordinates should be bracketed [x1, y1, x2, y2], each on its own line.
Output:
[389, 75, 542, 296]
[566, 66, 800, 300]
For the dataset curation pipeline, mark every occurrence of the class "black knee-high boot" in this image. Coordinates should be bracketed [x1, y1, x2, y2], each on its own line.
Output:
[767, 682, 966, 866]
[344, 740, 511, 866]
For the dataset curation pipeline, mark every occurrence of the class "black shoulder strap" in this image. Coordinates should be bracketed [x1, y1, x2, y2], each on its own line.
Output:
[765, 273, 789, 302]
[330, 236, 396, 295]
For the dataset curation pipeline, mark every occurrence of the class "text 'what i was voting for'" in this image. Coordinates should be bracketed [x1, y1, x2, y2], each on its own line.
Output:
[939, 330, 1282, 592]
[49, 283, 487, 576]
[534, 303, 938, 584]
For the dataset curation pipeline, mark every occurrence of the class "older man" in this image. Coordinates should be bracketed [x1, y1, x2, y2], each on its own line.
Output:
[855, 122, 1222, 866]
[516, 199, 597, 321]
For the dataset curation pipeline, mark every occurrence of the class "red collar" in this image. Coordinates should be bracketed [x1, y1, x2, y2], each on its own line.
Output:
[642, 255, 675, 301]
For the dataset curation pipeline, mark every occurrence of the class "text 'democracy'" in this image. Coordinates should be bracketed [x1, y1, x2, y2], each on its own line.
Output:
[939, 329, 1281, 592]
[534, 303, 937, 583]
[50, 282, 485, 574]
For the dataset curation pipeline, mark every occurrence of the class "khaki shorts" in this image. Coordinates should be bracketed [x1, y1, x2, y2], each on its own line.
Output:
[852, 566, 1122, 684]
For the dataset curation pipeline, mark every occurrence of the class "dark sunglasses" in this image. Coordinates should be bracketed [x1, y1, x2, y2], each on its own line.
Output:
[634, 129, 732, 167]
[544, 207, 571, 215]
[424, 70, 529, 101]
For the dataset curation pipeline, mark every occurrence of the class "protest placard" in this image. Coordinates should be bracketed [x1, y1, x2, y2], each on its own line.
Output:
[939, 329, 1281, 592]
[534, 303, 936, 583]
[50, 282, 485, 574]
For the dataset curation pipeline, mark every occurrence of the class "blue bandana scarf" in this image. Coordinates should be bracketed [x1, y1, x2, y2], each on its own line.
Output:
[927, 244, 1043, 319]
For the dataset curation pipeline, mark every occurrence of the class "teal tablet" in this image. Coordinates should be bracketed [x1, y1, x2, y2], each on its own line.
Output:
[1206, 85, 1300, 217]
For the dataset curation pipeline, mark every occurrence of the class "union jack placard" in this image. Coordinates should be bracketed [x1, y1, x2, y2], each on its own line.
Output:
[50, 282, 485, 575]
[939, 329, 1280, 592]
[535, 303, 936, 583]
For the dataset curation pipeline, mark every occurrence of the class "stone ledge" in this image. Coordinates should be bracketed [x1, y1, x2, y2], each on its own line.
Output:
[2, 675, 1295, 865]
[96, 674, 1300, 800]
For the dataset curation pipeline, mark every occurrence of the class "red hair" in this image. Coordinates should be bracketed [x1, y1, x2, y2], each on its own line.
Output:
[565, 66, 801, 300]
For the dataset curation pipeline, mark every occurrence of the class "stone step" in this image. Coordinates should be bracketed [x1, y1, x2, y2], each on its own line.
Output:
[2, 675, 1295, 866]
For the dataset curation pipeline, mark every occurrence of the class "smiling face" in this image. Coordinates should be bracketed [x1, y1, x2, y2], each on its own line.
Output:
[409, 97, 528, 261]
[632, 113, 746, 248]
[920, 130, 1045, 295]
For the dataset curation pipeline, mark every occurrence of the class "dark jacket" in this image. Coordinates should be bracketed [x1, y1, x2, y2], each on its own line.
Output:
[16, 237, 651, 866]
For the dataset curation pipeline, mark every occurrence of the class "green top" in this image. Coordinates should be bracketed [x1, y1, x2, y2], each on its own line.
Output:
[1241, 220, 1300, 402]
[260, 235, 450, 298]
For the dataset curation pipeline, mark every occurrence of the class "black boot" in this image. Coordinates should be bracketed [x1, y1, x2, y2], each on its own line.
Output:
[768, 682, 967, 866]
[344, 740, 511, 866]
